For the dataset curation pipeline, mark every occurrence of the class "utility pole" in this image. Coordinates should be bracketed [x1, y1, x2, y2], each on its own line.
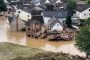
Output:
[16, 14, 19, 31]
[16, 11, 20, 31]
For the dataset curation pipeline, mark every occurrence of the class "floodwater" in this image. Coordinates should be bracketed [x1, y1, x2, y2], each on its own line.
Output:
[0, 16, 86, 57]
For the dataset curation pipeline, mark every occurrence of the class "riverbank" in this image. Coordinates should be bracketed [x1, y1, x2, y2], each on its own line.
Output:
[0, 42, 85, 60]
[0, 42, 46, 60]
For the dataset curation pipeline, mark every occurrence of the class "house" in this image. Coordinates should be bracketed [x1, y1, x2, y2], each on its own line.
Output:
[43, 10, 80, 28]
[43, 11, 67, 24]
[6, 0, 33, 31]
[43, 0, 80, 25]
[26, 19, 46, 38]
[8, 14, 25, 31]
[76, 4, 90, 19]
[30, 6, 44, 23]
[46, 17, 64, 31]
[8, 9, 31, 31]
[17, 9, 31, 22]
[42, 0, 67, 24]
[26, 6, 46, 38]
[31, 0, 41, 6]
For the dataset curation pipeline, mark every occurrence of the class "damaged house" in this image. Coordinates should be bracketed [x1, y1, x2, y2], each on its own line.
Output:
[26, 6, 46, 38]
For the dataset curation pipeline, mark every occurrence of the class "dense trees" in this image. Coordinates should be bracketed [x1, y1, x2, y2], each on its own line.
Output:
[66, 0, 76, 27]
[0, 0, 7, 12]
[75, 26, 90, 56]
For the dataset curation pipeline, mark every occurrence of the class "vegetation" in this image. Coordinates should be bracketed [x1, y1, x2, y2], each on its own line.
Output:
[0, 43, 46, 60]
[0, 43, 85, 60]
[75, 26, 90, 55]
[66, 0, 76, 27]
[80, 18, 90, 26]
[0, 0, 7, 12]
[86, 0, 90, 5]
[12, 52, 85, 60]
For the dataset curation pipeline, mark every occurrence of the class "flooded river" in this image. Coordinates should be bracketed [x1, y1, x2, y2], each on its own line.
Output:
[0, 16, 86, 57]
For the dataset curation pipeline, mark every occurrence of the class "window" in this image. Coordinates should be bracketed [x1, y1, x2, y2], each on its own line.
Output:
[9, 8, 11, 11]
[63, 21, 65, 23]
[28, 34, 30, 37]
[89, 9, 90, 11]
[8, 12, 10, 14]
[18, 11, 20, 13]
[27, 15, 30, 17]
[84, 13, 86, 15]
[28, 28, 30, 30]
[57, 24, 59, 26]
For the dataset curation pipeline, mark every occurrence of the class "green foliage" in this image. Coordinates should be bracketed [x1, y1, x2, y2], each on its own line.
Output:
[85, 18, 90, 26]
[0, 0, 7, 12]
[67, 0, 76, 16]
[12, 52, 85, 60]
[66, 16, 72, 27]
[66, 0, 76, 27]
[75, 26, 90, 53]
[86, 0, 90, 5]
[80, 18, 90, 26]
[0, 43, 45, 60]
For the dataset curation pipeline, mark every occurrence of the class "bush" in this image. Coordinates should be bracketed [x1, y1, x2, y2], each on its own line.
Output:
[12, 52, 85, 60]
[75, 26, 90, 54]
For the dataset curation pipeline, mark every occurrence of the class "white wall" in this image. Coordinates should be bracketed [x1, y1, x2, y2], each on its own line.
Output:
[43, 17, 51, 24]
[43, 17, 66, 24]
[51, 23, 63, 31]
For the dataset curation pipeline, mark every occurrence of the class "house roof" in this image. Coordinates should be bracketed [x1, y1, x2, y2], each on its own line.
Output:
[15, 9, 31, 22]
[40, 0, 66, 5]
[47, 17, 64, 28]
[76, 4, 90, 12]
[18, 10, 31, 22]
[43, 11, 67, 18]
[31, 6, 43, 11]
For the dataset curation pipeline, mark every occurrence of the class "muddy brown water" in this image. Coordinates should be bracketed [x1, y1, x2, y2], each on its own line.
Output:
[0, 16, 86, 57]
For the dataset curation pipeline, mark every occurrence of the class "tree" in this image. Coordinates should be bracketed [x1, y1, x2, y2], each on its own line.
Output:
[75, 26, 90, 56]
[0, 0, 7, 12]
[80, 18, 90, 26]
[86, 0, 90, 5]
[66, 0, 76, 27]
[85, 18, 90, 26]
